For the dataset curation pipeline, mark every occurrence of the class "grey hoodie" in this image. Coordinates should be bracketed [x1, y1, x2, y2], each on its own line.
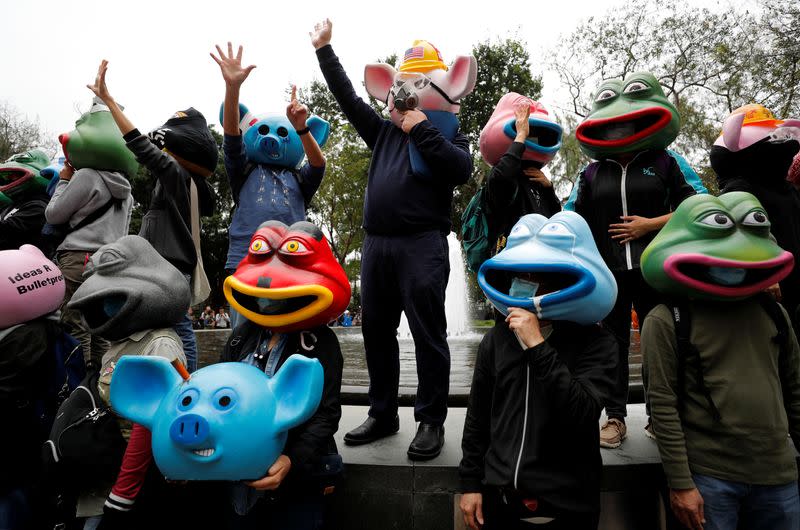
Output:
[44, 168, 133, 252]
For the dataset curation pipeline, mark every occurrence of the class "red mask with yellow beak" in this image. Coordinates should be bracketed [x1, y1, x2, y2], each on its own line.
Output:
[223, 221, 351, 332]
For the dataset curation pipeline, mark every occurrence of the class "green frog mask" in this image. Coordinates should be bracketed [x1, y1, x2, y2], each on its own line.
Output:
[641, 192, 794, 301]
[576, 72, 680, 159]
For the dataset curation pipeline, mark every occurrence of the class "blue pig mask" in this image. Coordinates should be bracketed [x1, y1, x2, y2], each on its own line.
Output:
[220, 103, 330, 168]
[478, 211, 618, 324]
[110, 355, 323, 480]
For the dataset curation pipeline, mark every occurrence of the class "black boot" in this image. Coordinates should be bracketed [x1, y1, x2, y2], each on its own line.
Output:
[407, 423, 444, 461]
[343, 415, 400, 446]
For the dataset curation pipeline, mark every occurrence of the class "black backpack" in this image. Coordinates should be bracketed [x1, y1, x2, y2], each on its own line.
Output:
[42, 370, 126, 488]
[670, 294, 792, 422]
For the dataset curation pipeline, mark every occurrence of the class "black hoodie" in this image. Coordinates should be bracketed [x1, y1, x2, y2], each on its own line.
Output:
[459, 320, 617, 513]
[711, 138, 800, 318]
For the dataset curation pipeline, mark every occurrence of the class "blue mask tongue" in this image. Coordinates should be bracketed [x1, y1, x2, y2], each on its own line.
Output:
[707, 266, 747, 286]
[509, 278, 539, 299]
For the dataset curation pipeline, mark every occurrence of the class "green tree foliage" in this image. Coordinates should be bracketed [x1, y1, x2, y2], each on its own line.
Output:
[299, 79, 370, 279]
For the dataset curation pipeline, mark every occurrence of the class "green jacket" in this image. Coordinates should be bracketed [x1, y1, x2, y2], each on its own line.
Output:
[643, 298, 800, 489]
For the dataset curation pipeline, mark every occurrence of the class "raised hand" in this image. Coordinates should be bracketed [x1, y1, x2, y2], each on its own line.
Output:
[514, 102, 531, 142]
[87, 60, 113, 104]
[310, 18, 333, 49]
[286, 85, 310, 131]
[210, 42, 256, 87]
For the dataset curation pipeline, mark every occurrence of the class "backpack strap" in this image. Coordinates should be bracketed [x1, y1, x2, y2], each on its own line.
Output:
[70, 198, 123, 233]
[670, 303, 721, 422]
[757, 294, 792, 408]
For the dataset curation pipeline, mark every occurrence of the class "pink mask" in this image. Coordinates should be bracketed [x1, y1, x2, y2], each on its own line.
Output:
[0, 245, 65, 328]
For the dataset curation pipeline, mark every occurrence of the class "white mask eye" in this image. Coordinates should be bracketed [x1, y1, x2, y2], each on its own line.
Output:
[541, 223, 573, 237]
[699, 212, 734, 229]
[595, 89, 617, 103]
[509, 224, 531, 239]
[623, 81, 649, 94]
[742, 210, 769, 227]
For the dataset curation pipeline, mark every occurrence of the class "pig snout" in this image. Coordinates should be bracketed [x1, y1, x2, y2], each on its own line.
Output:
[169, 413, 211, 447]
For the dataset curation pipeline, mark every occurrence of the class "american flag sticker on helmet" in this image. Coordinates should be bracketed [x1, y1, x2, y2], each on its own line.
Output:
[404, 47, 425, 60]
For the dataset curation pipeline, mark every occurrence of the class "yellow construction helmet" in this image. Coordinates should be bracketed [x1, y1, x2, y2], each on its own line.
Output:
[399, 40, 448, 73]
[731, 103, 783, 128]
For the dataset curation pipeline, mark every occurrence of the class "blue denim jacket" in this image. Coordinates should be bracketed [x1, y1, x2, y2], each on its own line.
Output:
[223, 134, 325, 270]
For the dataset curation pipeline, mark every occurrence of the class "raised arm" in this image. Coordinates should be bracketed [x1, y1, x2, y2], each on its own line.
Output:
[87, 60, 135, 136]
[310, 19, 384, 149]
[210, 42, 256, 137]
[287, 85, 325, 168]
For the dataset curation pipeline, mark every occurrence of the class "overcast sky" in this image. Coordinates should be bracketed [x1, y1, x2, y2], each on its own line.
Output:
[4, 0, 746, 157]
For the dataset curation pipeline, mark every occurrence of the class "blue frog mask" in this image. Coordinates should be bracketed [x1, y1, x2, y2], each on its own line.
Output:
[219, 103, 330, 168]
[478, 211, 618, 324]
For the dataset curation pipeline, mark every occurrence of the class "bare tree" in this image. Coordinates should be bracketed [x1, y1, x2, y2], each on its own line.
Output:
[0, 101, 56, 161]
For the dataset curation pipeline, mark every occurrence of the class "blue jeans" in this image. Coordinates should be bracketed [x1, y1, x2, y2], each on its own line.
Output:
[693, 473, 800, 530]
[0, 488, 29, 530]
[226, 492, 325, 530]
[175, 274, 198, 372]
[174, 313, 198, 372]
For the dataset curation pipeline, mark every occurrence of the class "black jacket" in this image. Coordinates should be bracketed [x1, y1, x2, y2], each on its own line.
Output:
[712, 139, 800, 319]
[570, 150, 696, 272]
[459, 321, 618, 513]
[316, 45, 472, 236]
[124, 132, 215, 274]
[220, 322, 343, 487]
[0, 318, 60, 492]
[486, 141, 561, 242]
[0, 192, 50, 250]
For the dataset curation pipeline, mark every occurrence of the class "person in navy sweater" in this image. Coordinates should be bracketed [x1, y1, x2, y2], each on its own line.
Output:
[310, 19, 474, 459]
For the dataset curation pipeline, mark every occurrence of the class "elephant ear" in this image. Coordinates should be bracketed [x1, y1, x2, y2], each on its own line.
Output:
[268, 354, 324, 432]
[219, 102, 257, 133]
[442, 55, 477, 102]
[110, 356, 182, 429]
[364, 63, 396, 103]
[306, 116, 330, 148]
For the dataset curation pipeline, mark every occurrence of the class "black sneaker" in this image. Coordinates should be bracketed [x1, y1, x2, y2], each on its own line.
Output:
[407, 423, 444, 461]
[343, 415, 400, 446]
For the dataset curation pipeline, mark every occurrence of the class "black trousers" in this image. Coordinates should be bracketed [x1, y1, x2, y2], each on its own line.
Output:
[360, 231, 451, 424]
[481, 488, 599, 530]
[602, 268, 661, 419]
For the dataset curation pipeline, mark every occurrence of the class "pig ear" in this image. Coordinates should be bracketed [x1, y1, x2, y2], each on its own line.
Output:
[364, 63, 396, 103]
[269, 354, 324, 432]
[306, 116, 331, 148]
[721, 112, 745, 152]
[444, 55, 477, 102]
[110, 356, 182, 429]
[219, 102, 255, 134]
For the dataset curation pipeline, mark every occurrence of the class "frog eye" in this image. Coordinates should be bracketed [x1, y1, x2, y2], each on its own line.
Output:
[280, 240, 309, 254]
[541, 223, 573, 237]
[699, 212, 734, 229]
[742, 210, 769, 227]
[249, 238, 271, 255]
[623, 81, 649, 94]
[595, 89, 617, 103]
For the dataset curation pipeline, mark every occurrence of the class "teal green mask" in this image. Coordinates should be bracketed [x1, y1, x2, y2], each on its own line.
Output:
[576, 72, 680, 159]
[0, 149, 51, 201]
[59, 98, 139, 177]
[641, 192, 794, 301]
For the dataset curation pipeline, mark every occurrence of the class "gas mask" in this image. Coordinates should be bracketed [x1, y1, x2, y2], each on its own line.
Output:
[389, 72, 458, 112]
